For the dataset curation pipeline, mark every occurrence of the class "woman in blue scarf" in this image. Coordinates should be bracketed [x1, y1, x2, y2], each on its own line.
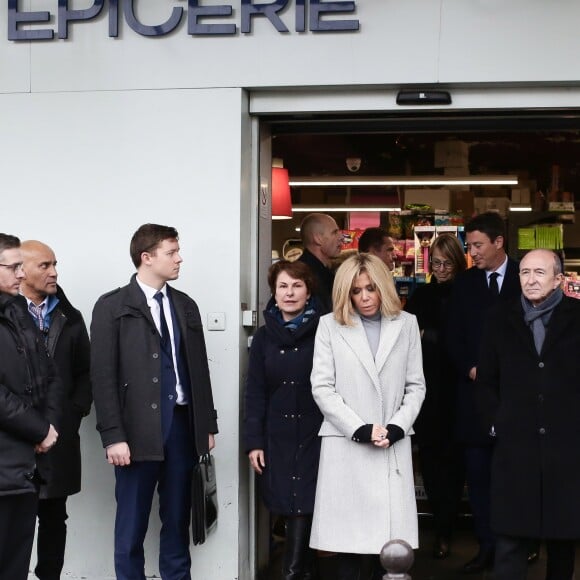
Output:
[244, 260, 322, 580]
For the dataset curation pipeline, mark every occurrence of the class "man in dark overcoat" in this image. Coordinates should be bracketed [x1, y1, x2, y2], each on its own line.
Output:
[477, 249, 579, 580]
[447, 212, 521, 573]
[20, 240, 92, 580]
[91, 224, 218, 580]
[0, 233, 62, 579]
[298, 213, 343, 314]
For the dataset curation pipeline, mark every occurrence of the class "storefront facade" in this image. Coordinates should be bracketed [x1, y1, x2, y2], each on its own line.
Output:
[2, 2, 580, 578]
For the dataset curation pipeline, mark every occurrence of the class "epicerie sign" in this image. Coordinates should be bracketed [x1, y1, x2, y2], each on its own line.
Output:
[8, 0, 359, 41]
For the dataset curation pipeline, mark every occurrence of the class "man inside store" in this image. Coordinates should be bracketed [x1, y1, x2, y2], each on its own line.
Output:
[447, 211, 521, 573]
[298, 213, 343, 314]
[476, 249, 579, 580]
[358, 227, 396, 271]
[90, 223, 218, 580]
[20, 240, 92, 580]
[0, 233, 61, 579]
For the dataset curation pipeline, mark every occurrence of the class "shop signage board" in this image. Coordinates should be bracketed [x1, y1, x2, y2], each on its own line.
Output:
[8, 0, 359, 40]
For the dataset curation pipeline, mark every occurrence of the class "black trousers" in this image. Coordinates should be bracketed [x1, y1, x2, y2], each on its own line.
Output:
[0, 492, 38, 580]
[417, 441, 465, 539]
[464, 445, 494, 550]
[494, 535, 576, 580]
[35, 496, 68, 580]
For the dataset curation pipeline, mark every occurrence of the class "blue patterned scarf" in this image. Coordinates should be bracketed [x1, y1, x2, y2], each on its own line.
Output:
[270, 298, 316, 332]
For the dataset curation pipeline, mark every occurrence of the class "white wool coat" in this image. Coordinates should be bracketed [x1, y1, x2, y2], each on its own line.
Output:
[309, 311, 425, 554]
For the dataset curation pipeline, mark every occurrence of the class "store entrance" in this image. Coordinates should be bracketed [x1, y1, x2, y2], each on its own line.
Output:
[251, 109, 580, 579]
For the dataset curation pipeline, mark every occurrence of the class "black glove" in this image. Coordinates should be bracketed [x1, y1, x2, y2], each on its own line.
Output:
[351, 424, 373, 443]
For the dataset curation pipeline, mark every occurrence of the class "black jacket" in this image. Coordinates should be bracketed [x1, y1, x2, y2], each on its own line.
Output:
[0, 293, 63, 496]
[91, 275, 218, 460]
[37, 286, 91, 499]
[299, 249, 334, 315]
[477, 296, 580, 539]
[405, 279, 456, 445]
[244, 300, 322, 515]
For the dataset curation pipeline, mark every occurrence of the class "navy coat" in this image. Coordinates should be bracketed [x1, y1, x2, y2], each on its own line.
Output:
[447, 258, 520, 444]
[244, 301, 322, 516]
[477, 296, 580, 539]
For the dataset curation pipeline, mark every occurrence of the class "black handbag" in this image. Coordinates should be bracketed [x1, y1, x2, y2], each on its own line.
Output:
[191, 453, 218, 545]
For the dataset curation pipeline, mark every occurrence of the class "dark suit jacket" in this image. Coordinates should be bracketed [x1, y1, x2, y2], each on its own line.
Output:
[447, 257, 520, 443]
[90, 275, 218, 461]
[477, 295, 580, 538]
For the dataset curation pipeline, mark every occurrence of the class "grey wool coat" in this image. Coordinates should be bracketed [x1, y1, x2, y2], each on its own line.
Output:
[309, 311, 425, 554]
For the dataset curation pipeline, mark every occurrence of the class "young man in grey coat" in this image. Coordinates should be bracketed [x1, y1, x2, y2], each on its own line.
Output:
[91, 223, 218, 580]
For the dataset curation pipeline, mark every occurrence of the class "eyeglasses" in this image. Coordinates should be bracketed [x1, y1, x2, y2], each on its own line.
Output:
[430, 258, 454, 270]
[0, 263, 24, 273]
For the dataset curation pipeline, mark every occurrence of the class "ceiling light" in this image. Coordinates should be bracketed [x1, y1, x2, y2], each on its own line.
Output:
[293, 205, 402, 213]
[509, 205, 533, 212]
[289, 176, 518, 187]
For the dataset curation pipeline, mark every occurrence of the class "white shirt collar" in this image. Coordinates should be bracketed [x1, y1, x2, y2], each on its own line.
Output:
[136, 276, 167, 300]
[486, 254, 508, 279]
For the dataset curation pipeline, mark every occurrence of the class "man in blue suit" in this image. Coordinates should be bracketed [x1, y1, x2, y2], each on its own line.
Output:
[91, 224, 218, 580]
[447, 212, 520, 574]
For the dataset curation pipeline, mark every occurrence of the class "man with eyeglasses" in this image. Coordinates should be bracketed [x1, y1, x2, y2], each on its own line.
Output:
[0, 233, 62, 579]
[447, 212, 521, 574]
[20, 240, 91, 580]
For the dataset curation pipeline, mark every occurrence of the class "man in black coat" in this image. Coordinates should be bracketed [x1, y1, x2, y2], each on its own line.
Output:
[20, 240, 92, 580]
[447, 212, 521, 573]
[91, 224, 218, 580]
[298, 213, 343, 314]
[0, 233, 62, 580]
[477, 249, 578, 580]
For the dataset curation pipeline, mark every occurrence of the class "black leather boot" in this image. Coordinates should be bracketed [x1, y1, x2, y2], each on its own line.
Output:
[282, 515, 315, 579]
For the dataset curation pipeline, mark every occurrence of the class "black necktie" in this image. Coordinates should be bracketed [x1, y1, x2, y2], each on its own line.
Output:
[489, 272, 500, 297]
[154, 291, 172, 354]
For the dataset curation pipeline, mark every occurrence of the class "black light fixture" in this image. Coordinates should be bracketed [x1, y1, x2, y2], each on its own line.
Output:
[396, 90, 452, 106]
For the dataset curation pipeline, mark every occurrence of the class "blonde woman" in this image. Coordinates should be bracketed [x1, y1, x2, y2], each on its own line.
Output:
[310, 253, 425, 580]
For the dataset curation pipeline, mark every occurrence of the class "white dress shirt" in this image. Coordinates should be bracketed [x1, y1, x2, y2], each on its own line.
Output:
[136, 277, 187, 404]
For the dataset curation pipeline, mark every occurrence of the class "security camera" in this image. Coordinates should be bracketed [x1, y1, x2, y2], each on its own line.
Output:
[346, 157, 362, 173]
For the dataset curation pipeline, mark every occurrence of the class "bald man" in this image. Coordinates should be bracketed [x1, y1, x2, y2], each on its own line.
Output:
[298, 213, 343, 314]
[21, 241, 92, 580]
[477, 249, 578, 580]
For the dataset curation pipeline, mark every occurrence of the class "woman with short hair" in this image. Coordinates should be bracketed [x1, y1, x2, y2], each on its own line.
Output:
[244, 260, 323, 579]
[309, 253, 425, 580]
